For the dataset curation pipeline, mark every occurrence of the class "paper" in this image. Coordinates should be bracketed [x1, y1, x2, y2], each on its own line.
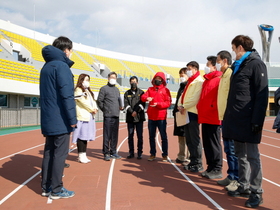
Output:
[175, 110, 190, 127]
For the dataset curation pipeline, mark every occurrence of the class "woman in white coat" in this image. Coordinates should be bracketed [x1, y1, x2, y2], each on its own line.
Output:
[72, 74, 98, 163]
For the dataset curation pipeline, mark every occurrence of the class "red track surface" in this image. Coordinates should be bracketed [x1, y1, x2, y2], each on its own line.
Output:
[0, 117, 279, 209]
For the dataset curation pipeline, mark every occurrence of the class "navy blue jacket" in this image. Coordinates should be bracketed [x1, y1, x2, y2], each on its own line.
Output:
[40, 45, 77, 136]
[223, 50, 268, 143]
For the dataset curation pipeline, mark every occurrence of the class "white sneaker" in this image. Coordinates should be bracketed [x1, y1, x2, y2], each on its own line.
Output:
[225, 180, 240, 191]
[78, 153, 89, 163]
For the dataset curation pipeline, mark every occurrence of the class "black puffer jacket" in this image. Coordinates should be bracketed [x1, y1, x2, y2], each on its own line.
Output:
[273, 87, 280, 133]
[223, 50, 268, 143]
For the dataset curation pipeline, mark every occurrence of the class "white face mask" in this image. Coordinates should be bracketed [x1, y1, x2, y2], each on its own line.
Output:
[231, 51, 236, 61]
[180, 77, 186, 83]
[109, 78, 116, 85]
[216, 63, 222, 71]
[186, 70, 193, 78]
[83, 81, 90, 88]
[204, 66, 210, 74]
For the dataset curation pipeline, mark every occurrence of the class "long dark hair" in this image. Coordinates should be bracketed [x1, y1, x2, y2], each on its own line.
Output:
[75, 73, 94, 99]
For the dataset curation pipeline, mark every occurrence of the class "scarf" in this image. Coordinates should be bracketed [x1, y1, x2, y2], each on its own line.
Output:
[180, 71, 200, 104]
[233, 51, 251, 75]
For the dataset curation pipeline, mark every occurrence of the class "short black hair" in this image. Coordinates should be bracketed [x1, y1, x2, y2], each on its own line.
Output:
[206, 56, 217, 66]
[52, 36, 73, 51]
[179, 67, 187, 74]
[231, 35, 254, 51]
[108, 71, 117, 78]
[186, 61, 199, 70]
[130, 76, 138, 82]
[217, 50, 232, 65]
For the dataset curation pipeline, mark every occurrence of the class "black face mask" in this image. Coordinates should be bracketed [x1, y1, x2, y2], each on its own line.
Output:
[130, 83, 137, 89]
[154, 80, 162, 86]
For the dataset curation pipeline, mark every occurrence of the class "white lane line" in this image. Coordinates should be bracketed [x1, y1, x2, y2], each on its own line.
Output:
[262, 135, 280, 141]
[260, 154, 280, 162]
[155, 129, 224, 210]
[261, 142, 280, 149]
[0, 170, 41, 205]
[105, 137, 128, 210]
[0, 144, 45, 161]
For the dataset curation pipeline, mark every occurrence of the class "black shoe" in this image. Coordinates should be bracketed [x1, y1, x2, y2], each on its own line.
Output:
[189, 164, 204, 172]
[64, 163, 70, 168]
[175, 158, 184, 163]
[205, 170, 223, 179]
[137, 155, 142, 160]
[104, 154, 111, 161]
[127, 154, 134, 159]
[228, 186, 251, 198]
[245, 193, 263, 208]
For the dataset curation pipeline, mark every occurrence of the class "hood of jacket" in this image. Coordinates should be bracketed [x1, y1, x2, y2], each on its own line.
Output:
[42, 45, 74, 68]
[204, 70, 222, 80]
[151, 72, 167, 87]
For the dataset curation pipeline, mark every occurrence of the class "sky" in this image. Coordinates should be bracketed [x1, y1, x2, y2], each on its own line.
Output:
[0, 0, 280, 64]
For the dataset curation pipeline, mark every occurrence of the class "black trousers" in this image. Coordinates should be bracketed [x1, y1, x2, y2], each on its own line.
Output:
[184, 120, 202, 166]
[41, 133, 69, 193]
[77, 139, 88, 153]
[127, 121, 144, 156]
[201, 123, 222, 171]
[103, 117, 119, 155]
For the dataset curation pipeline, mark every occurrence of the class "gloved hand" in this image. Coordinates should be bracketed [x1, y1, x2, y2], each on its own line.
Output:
[251, 124, 262, 134]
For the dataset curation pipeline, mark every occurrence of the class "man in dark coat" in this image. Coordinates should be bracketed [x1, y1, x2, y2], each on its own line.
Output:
[224, 35, 268, 208]
[124, 76, 146, 159]
[273, 87, 280, 133]
[40, 36, 77, 199]
[97, 72, 123, 161]
[173, 68, 189, 164]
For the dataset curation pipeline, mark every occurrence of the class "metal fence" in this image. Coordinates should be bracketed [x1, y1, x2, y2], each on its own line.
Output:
[0, 107, 175, 129]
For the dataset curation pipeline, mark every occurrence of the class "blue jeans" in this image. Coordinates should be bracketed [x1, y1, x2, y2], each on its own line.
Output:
[223, 138, 238, 180]
[148, 119, 168, 156]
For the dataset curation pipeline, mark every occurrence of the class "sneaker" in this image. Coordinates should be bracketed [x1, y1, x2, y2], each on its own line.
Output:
[245, 192, 263, 208]
[64, 163, 70, 168]
[104, 154, 111, 161]
[175, 158, 184, 163]
[41, 188, 51, 197]
[201, 170, 208, 177]
[205, 170, 223, 179]
[217, 177, 232, 186]
[225, 180, 240, 191]
[127, 154, 134, 159]
[228, 186, 251, 198]
[189, 164, 204, 172]
[148, 155, 156, 161]
[50, 187, 75, 200]
[162, 156, 168, 162]
[111, 154, 122, 159]
[137, 155, 142, 160]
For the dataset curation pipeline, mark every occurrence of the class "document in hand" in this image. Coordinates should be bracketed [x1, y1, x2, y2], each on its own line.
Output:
[175, 110, 190, 127]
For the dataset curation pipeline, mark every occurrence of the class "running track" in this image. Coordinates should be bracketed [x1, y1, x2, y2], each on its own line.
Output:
[0, 117, 279, 209]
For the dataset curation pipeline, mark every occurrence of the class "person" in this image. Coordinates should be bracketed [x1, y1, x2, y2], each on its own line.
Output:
[40, 36, 77, 199]
[216, 51, 239, 191]
[172, 67, 190, 164]
[177, 61, 204, 172]
[197, 56, 223, 179]
[97, 72, 123, 161]
[223, 35, 268, 208]
[141, 72, 171, 162]
[124, 76, 146, 159]
[273, 87, 280, 133]
[72, 74, 98, 163]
